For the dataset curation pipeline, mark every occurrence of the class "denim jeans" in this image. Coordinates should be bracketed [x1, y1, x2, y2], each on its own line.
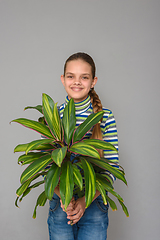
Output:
[47, 193, 109, 240]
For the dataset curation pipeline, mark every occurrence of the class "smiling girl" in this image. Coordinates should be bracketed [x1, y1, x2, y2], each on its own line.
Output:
[47, 52, 119, 240]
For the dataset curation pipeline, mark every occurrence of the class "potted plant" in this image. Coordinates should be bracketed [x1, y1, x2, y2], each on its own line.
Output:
[11, 93, 129, 219]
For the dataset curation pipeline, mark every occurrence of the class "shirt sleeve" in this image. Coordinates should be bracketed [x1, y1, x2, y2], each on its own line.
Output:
[101, 109, 119, 182]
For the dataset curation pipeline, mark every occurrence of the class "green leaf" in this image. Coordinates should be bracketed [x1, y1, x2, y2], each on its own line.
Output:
[82, 139, 118, 152]
[14, 142, 55, 153]
[11, 118, 53, 138]
[15, 197, 19, 208]
[96, 180, 108, 205]
[25, 139, 56, 154]
[42, 93, 57, 139]
[45, 163, 61, 200]
[18, 152, 46, 165]
[16, 178, 32, 197]
[19, 188, 31, 202]
[100, 173, 113, 185]
[60, 161, 74, 210]
[118, 199, 129, 217]
[20, 154, 52, 184]
[62, 98, 76, 145]
[73, 164, 83, 190]
[73, 111, 104, 143]
[24, 105, 43, 114]
[106, 195, 117, 211]
[14, 143, 29, 152]
[29, 180, 45, 189]
[69, 142, 100, 159]
[86, 157, 127, 185]
[51, 146, 67, 167]
[19, 180, 45, 202]
[52, 103, 62, 141]
[95, 173, 123, 202]
[33, 191, 47, 219]
[96, 173, 114, 190]
[80, 157, 96, 208]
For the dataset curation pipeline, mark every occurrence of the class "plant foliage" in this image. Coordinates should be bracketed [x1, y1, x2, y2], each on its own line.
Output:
[12, 93, 129, 218]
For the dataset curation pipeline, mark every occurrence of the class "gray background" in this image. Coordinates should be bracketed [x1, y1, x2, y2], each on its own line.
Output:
[1, 0, 160, 239]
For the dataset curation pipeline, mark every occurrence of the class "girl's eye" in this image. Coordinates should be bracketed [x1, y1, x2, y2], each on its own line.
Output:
[67, 76, 73, 78]
[82, 76, 89, 80]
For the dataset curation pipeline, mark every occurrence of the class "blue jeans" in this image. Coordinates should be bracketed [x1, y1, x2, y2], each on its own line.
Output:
[47, 193, 109, 240]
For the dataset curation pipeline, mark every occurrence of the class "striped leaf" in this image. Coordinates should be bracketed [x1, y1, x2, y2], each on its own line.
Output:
[82, 139, 117, 152]
[118, 199, 129, 217]
[25, 139, 56, 154]
[73, 111, 104, 143]
[14, 142, 55, 153]
[14, 143, 29, 153]
[96, 173, 114, 190]
[24, 105, 43, 114]
[16, 171, 45, 197]
[86, 157, 127, 185]
[52, 103, 62, 140]
[98, 177, 124, 202]
[11, 118, 53, 138]
[62, 98, 76, 145]
[51, 146, 67, 167]
[80, 157, 96, 208]
[42, 93, 57, 139]
[33, 191, 47, 219]
[18, 152, 46, 165]
[69, 142, 100, 159]
[73, 164, 83, 190]
[106, 195, 117, 211]
[100, 173, 113, 185]
[20, 154, 52, 184]
[60, 161, 74, 210]
[16, 178, 33, 197]
[19, 180, 45, 203]
[45, 163, 61, 200]
[96, 180, 108, 205]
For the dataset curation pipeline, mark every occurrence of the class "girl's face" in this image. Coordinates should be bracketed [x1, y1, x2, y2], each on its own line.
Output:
[61, 59, 97, 102]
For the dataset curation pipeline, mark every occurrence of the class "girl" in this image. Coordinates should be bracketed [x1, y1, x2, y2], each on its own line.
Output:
[47, 52, 119, 240]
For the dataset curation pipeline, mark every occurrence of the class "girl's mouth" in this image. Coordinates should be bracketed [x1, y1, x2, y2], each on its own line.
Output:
[71, 87, 83, 92]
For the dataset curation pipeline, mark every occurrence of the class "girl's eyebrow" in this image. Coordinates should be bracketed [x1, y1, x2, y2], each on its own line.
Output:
[66, 72, 74, 75]
[66, 72, 90, 76]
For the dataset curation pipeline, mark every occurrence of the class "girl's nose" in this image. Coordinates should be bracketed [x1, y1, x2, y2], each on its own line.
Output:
[73, 77, 81, 85]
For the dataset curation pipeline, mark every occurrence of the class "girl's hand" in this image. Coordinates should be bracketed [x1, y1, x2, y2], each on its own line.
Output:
[60, 197, 75, 212]
[67, 196, 86, 225]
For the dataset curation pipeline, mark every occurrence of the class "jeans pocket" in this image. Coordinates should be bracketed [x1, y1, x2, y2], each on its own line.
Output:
[49, 194, 60, 212]
[95, 195, 109, 213]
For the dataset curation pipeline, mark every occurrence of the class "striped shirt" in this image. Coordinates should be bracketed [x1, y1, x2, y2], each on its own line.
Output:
[59, 95, 119, 182]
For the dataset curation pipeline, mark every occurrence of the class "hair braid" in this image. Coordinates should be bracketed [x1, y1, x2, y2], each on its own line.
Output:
[89, 88, 104, 157]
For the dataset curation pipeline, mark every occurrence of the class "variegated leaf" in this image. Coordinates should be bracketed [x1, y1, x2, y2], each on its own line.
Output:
[60, 161, 74, 210]
[62, 98, 76, 145]
[20, 154, 52, 184]
[11, 118, 53, 138]
[51, 146, 67, 167]
[73, 111, 104, 143]
[69, 142, 100, 159]
[80, 157, 96, 208]
[45, 163, 61, 200]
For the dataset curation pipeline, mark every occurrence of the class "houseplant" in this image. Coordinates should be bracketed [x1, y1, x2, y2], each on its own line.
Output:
[12, 93, 129, 218]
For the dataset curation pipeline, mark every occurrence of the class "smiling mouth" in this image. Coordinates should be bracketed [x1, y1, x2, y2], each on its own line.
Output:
[71, 87, 83, 91]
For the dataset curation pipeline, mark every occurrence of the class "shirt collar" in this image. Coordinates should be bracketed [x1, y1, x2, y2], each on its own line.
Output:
[65, 95, 91, 114]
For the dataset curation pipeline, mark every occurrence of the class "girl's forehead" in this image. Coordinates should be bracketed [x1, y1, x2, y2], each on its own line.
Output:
[65, 59, 92, 74]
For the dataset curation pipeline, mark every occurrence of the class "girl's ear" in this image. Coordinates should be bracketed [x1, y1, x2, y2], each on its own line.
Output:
[61, 75, 65, 86]
[91, 77, 98, 88]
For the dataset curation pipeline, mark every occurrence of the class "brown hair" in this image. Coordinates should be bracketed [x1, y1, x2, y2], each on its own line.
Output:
[64, 52, 103, 157]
